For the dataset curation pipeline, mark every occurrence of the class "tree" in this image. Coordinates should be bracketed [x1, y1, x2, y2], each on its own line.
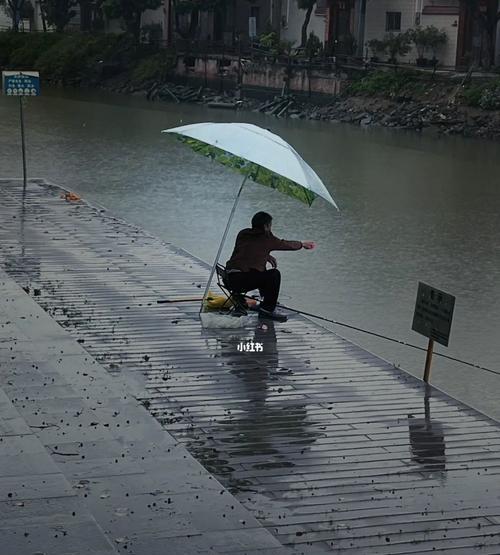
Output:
[103, 0, 162, 40]
[39, 0, 78, 32]
[384, 31, 412, 63]
[0, 0, 26, 30]
[297, 0, 315, 48]
[465, 0, 500, 67]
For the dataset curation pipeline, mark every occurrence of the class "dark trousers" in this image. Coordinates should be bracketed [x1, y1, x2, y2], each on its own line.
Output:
[226, 269, 281, 312]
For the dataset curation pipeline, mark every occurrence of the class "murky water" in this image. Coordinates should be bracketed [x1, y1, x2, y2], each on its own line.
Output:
[1, 88, 499, 420]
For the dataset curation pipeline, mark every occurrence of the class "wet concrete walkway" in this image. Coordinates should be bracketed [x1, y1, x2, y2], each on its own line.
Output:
[1, 178, 500, 554]
[0, 182, 293, 554]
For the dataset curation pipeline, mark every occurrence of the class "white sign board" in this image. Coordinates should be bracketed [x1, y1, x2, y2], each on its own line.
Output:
[2, 71, 40, 96]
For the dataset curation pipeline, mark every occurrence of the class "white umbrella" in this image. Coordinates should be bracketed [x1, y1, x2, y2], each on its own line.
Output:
[162, 122, 339, 310]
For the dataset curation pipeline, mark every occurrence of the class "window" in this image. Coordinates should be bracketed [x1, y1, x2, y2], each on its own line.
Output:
[386, 12, 401, 32]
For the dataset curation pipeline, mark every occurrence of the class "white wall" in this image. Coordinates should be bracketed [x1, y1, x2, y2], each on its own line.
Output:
[420, 14, 458, 66]
[364, 0, 458, 67]
[281, 0, 327, 47]
[0, 7, 11, 30]
[364, 0, 416, 44]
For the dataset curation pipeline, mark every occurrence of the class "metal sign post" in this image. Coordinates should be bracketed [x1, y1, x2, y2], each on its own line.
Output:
[412, 282, 455, 383]
[423, 338, 434, 383]
[19, 95, 27, 191]
[2, 71, 41, 193]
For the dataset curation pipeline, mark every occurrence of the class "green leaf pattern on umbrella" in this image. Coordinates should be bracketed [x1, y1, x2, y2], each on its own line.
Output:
[178, 136, 317, 206]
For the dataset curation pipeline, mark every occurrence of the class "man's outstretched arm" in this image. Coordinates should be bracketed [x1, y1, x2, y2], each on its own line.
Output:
[268, 233, 315, 251]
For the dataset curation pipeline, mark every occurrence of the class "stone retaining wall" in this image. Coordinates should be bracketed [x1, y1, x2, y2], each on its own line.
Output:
[175, 55, 343, 96]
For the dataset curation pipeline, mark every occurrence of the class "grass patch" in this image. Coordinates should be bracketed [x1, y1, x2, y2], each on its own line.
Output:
[346, 69, 423, 98]
[461, 79, 500, 110]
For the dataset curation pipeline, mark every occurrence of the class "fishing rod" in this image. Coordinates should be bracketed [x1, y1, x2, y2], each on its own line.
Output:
[156, 296, 499, 377]
[277, 302, 500, 378]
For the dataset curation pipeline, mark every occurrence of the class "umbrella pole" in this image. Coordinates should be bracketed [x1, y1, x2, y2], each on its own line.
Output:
[200, 173, 249, 314]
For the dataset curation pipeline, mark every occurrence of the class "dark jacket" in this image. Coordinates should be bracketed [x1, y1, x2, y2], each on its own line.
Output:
[226, 228, 302, 272]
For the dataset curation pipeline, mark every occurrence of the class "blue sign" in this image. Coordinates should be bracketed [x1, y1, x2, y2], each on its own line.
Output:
[2, 71, 40, 96]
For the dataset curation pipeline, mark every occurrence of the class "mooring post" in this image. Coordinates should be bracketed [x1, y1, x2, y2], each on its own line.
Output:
[423, 338, 434, 383]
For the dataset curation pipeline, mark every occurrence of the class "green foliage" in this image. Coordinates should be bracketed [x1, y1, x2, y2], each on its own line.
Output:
[367, 38, 387, 58]
[0, 31, 173, 85]
[408, 27, 428, 58]
[39, 0, 78, 32]
[384, 31, 412, 62]
[305, 31, 322, 58]
[35, 34, 109, 82]
[368, 31, 414, 62]
[461, 85, 483, 106]
[410, 26, 448, 58]
[131, 50, 174, 84]
[347, 69, 419, 97]
[8, 33, 63, 67]
[257, 32, 293, 56]
[461, 79, 500, 109]
[0, 32, 28, 66]
[258, 31, 279, 50]
[425, 26, 447, 57]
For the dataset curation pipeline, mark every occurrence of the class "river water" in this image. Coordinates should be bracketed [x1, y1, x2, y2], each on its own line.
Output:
[1, 88, 499, 420]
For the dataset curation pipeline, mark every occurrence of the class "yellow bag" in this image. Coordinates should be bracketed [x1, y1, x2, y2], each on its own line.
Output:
[204, 292, 233, 310]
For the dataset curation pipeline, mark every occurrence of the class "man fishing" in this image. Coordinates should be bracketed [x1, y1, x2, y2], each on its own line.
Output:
[225, 211, 315, 322]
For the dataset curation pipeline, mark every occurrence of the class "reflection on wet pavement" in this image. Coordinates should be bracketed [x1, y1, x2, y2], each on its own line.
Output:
[408, 387, 446, 476]
[1, 179, 500, 554]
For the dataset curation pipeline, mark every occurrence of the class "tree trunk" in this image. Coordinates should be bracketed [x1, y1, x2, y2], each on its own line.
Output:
[301, 4, 314, 48]
[188, 7, 198, 39]
[125, 11, 142, 41]
[8, 0, 24, 31]
[80, 0, 92, 31]
[39, 0, 47, 32]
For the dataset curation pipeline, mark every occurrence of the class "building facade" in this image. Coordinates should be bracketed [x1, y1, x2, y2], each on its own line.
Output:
[325, 0, 500, 68]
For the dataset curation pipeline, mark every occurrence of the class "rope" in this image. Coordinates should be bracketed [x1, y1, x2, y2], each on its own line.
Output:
[277, 302, 500, 378]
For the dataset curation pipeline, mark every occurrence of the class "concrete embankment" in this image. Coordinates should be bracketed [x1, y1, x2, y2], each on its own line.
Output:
[98, 77, 500, 141]
[2, 178, 500, 554]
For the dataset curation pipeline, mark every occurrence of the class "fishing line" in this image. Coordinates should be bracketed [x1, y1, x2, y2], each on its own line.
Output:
[277, 302, 500, 377]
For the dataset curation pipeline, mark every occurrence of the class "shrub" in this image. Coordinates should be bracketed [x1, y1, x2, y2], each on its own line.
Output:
[0, 32, 27, 66]
[426, 26, 447, 59]
[131, 51, 174, 84]
[34, 34, 102, 83]
[305, 31, 322, 58]
[33, 33, 142, 84]
[408, 27, 428, 59]
[460, 79, 500, 109]
[385, 31, 412, 63]
[347, 69, 419, 96]
[9, 33, 64, 68]
[367, 38, 387, 59]
[461, 85, 484, 107]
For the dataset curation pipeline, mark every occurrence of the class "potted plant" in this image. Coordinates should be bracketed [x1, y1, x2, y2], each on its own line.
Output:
[385, 31, 412, 65]
[426, 26, 447, 67]
[410, 27, 430, 67]
[305, 31, 323, 59]
[367, 38, 387, 63]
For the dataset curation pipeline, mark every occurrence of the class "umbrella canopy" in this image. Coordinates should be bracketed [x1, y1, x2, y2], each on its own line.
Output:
[162, 122, 338, 209]
[162, 122, 339, 313]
